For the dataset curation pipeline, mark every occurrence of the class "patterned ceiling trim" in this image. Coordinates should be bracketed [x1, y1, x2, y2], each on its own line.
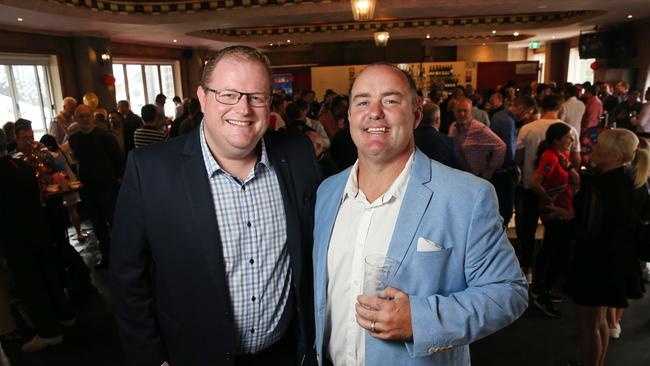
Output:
[48, 0, 339, 14]
[205, 10, 594, 38]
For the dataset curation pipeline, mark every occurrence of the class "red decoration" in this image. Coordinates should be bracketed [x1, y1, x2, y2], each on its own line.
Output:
[590, 61, 601, 71]
[103, 74, 116, 86]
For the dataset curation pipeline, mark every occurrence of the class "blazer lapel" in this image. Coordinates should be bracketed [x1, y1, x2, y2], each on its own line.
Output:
[313, 169, 349, 312]
[265, 137, 303, 288]
[386, 149, 433, 271]
[180, 128, 230, 295]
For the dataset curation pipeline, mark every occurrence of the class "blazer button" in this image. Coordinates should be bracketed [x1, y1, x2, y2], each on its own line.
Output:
[428, 346, 439, 354]
[225, 351, 231, 360]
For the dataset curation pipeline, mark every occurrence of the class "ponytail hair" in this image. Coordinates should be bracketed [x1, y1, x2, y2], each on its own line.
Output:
[633, 138, 650, 187]
[598, 129, 649, 188]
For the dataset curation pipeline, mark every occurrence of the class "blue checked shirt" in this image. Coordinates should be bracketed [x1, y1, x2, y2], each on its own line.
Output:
[199, 124, 292, 354]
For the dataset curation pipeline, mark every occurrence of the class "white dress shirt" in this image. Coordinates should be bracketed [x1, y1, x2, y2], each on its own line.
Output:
[325, 152, 414, 366]
[559, 96, 586, 133]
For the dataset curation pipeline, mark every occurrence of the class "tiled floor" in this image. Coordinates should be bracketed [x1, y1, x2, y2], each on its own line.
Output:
[1, 223, 648, 366]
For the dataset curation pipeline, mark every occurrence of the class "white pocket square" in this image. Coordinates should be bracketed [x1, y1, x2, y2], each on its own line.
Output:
[417, 238, 442, 252]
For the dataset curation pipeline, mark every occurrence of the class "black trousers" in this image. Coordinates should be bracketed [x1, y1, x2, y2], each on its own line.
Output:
[534, 220, 572, 292]
[6, 248, 74, 338]
[234, 328, 296, 366]
[491, 169, 516, 227]
[80, 186, 117, 262]
[514, 186, 539, 269]
[43, 198, 91, 290]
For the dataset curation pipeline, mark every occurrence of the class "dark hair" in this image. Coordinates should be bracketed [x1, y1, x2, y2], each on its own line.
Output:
[534, 122, 571, 168]
[539, 94, 562, 112]
[271, 93, 285, 110]
[40, 134, 60, 152]
[584, 85, 597, 96]
[200, 45, 272, 92]
[173, 96, 181, 103]
[0, 128, 6, 152]
[14, 118, 32, 135]
[189, 98, 201, 115]
[332, 95, 348, 110]
[141, 104, 158, 123]
[512, 95, 536, 110]
[2, 122, 15, 137]
[285, 102, 304, 126]
[564, 84, 578, 98]
[155, 94, 166, 102]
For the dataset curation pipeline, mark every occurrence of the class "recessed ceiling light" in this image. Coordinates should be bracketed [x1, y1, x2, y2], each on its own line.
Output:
[17, 17, 23, 22]
[482, 43, 486, 46]
[552, 36, 556, 39]
[269, 43, 273, 46]
[627, 14, 633, 19]
[172, 39, 178, 43]
[287, 39, 291, 43]
[513, 32, 519, 36]
[426, 34, 430, 39]
[491, 30, 496, 34]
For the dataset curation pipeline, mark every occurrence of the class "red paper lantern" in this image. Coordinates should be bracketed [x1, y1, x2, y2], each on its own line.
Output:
[590, 61, 601, 71]
[103, 74, 116, 86]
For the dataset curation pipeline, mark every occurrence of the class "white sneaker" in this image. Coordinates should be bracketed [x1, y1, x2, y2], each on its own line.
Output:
[22, 335, 63, 352]
[609, 323, 621, 339]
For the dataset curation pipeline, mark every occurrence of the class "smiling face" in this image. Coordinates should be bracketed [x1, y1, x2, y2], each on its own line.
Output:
[348, 65, 422, 166]
[197, 56, 270, 162]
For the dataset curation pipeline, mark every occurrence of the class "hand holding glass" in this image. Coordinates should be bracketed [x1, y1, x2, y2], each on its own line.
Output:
[363, 255, 399, 299]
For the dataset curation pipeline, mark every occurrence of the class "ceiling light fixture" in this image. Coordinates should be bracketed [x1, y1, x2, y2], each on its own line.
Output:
[482, 43, 486, 46]
[513, 32, 519, 36]
[17, 17, 23, 22]
[173, 39, 178, 43]
[99, 49, 112, 64]
[350, 0, 376, 21]
[287, 39, 291, 43]
[373, 29, 390, 47]
[492, 30, 496, 34]
[426, 34, 431, 39]
[627, 14, 633, 19]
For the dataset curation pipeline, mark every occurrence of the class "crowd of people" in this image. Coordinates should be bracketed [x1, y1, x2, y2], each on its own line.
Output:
[0, 45, 649, 366]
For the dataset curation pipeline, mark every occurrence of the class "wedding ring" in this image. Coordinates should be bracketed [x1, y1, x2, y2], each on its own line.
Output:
[371, 320, 376, 332]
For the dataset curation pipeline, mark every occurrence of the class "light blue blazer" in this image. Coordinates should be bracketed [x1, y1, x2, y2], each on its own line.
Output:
[313, 148, 528, 365]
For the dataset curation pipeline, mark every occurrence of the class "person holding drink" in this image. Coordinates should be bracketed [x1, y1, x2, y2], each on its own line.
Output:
[313, 63, 528, 366]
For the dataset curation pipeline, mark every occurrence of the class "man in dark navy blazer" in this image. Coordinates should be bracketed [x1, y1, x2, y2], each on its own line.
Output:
[110, 46, 320, 366]
[414, 103, 466, 171]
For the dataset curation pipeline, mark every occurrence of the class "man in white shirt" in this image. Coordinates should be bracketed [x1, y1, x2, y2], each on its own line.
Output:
[559, 84, 585, 133]
[313, 63, 528, 366]
[515, 94, 580, 281]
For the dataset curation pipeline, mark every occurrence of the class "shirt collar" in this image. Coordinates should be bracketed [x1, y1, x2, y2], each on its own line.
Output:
[342, 150, 414, 206]
[199, 120, 270, 179]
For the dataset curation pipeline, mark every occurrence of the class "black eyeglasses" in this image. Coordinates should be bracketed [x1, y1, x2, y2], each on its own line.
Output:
[203, 87, 271, 107]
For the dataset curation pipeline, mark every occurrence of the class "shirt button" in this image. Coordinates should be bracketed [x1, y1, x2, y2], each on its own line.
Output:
[251, 296, 256, 302]
[241, 185, 246, 191]
[247, 221, 252, 228]
[249, 258, 254, 264]
[250, 328, 255, 334]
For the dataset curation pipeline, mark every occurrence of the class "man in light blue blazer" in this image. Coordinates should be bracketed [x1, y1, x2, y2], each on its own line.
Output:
[313, 63, 528, 366]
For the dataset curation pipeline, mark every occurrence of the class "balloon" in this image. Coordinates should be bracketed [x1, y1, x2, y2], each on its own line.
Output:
[83, 92, 99, 109]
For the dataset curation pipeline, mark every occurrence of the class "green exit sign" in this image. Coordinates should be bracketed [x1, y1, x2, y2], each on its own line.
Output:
[529, 41, 541, 49]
